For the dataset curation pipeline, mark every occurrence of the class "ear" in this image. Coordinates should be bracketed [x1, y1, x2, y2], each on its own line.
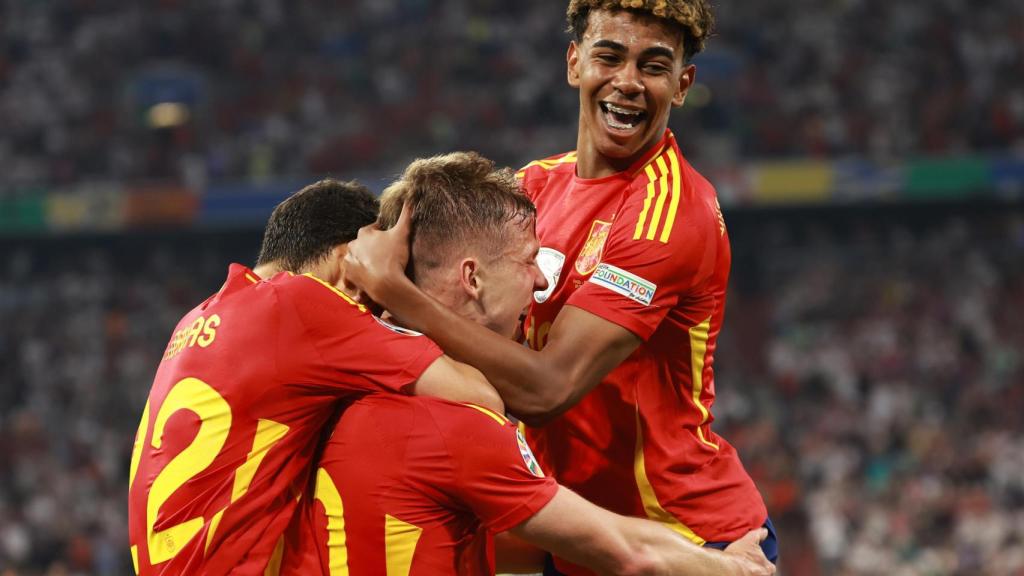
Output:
[325, 244, 350, 289]
[567, 41, 581, 88]
[458, 257, 482, 301]
[672, 64, 696, 108]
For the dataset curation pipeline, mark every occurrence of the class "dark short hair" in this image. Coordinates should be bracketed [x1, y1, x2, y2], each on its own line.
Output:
[256, 179, 379, 272]
[378, 152, 536, 281]
[567, 0, 715, 61]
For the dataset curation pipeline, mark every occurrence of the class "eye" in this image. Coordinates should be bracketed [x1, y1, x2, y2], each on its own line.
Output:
[643, 62, 671, 74]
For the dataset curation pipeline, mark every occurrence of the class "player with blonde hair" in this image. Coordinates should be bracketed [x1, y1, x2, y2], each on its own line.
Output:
[345, 2, 777, 573]
[282, 152, 773, 576]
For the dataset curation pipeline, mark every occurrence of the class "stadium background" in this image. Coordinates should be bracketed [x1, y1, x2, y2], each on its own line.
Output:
[1, 0, 1022, 574]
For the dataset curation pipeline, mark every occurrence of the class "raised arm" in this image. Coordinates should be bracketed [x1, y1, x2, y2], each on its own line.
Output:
[344, 212, 639, 424]
[510, 486, 775, 576]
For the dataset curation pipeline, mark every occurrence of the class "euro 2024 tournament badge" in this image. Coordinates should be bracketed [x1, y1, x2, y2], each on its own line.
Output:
[575, 220, 612, 276]
[516, 428, 544, 477]
[534, 248, 565, 304]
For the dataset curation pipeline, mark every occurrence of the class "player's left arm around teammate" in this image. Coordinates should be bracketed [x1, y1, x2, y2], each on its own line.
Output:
[343, 205, 640, 425]
[509, 486, 775, 576]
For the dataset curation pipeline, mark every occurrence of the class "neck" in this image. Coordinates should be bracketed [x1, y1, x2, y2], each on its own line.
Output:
[574, 125, 668, 179]
[251, 263, 281, 279]
[575, 141, 633, 179]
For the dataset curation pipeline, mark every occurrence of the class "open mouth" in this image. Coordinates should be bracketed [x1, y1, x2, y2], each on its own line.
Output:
[600, 102, 646, 131]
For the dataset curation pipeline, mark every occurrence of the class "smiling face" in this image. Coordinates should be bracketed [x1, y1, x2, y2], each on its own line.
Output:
[569, 9, 695, 178]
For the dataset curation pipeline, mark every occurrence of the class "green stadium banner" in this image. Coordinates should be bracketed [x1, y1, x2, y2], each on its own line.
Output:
[0, 191, 48, 233]
[905, 157, 989, 199]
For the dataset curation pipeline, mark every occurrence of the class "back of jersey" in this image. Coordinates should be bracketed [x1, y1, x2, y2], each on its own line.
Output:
[281, 394, 558, 576]
[128, 265, 442, 576]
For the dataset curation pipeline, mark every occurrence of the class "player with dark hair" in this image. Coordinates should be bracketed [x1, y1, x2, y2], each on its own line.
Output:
[282, 153, 774, 576]
[254, 178, 380, 274]
[127, 179, 499, 575]
[343, 2, 775, 574]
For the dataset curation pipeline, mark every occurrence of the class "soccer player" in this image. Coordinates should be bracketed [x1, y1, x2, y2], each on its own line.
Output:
[342, 1, 776, 574]
[127, 179, 500, 575]
[282, 152, 774, 575]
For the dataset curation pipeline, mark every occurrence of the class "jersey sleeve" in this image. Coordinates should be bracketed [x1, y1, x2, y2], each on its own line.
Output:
[431, 405, 558, 533]
[567, 170, 720, 341]
[283, 274, 443, 393]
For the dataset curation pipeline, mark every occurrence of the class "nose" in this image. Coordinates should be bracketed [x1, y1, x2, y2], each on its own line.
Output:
[611, 63, 643, 96]
[533, 262, 550, 292]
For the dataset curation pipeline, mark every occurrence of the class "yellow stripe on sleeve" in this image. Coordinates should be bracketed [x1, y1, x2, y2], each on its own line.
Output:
[634, 164, 660, 240]
[645, 156, 671, 241]
[659, 148, 683, 243]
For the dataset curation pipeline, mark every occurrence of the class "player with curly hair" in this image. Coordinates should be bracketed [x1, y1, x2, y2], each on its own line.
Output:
[344, 2, 777, 574]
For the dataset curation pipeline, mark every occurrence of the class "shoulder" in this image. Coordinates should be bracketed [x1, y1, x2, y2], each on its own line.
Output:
[516, 151, 577, 189]
[623, 139, 720, 244]
[269, 272, 367, 314]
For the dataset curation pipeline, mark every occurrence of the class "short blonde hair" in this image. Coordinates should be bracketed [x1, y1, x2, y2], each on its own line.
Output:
[379, 152, 535, 281]
[567, 0, 715, 59]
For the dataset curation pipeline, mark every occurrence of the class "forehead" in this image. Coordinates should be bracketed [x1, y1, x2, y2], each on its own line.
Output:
[496, 217, 539, 259]
[582, 9, 683, 56]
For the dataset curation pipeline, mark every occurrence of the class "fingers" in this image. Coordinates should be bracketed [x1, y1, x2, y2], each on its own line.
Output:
[736, 528, 767, 545]
[396, 201, 413, 232]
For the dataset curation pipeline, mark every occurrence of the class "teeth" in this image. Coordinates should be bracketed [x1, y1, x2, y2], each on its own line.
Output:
[605, 103, 641, 116]
[607, 115, 633, 129]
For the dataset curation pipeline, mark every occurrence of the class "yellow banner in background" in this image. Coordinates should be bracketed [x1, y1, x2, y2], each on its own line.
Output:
[750, 161, 834, 204]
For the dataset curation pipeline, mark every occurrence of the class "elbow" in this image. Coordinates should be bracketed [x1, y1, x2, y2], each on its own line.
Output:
[508, 387, 575, 427]
[591, 544, 659, 576]
[615, 549, 661, 576]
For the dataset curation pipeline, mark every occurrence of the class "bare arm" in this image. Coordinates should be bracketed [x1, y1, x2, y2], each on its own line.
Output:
[509, 487, 775, 576]
[409, 355, 504, 414]
[345, 212, 639, 424]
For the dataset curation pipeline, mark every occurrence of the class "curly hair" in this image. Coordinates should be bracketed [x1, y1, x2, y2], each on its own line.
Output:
[566, 0, 715, 60]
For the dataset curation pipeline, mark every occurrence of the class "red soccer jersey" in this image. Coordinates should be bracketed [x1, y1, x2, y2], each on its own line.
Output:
[127, 264, 442, 576]
[518, 130, 767, 574]
[279, 394, 558, 576]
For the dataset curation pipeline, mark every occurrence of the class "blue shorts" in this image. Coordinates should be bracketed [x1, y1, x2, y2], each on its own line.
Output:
[543, 517, 779, 574]
[704, 517, 779, 565]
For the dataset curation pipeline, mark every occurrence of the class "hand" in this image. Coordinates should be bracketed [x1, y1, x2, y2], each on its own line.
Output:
[342, 202, 414, 309]
[723, 529, 775, 575]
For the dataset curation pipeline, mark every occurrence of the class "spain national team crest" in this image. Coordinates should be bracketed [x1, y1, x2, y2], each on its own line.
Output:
[575, 220, 612, 275]
[516, 428, 544, 477]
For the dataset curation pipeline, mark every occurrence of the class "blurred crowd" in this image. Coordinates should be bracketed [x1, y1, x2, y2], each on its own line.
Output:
[1, 208, 1022, 575]
[2, 0, 1022, 193]
[717, 209, 1024, 575]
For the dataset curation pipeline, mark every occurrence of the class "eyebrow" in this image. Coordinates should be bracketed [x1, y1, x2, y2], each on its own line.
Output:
[591, 39, 676, 61]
